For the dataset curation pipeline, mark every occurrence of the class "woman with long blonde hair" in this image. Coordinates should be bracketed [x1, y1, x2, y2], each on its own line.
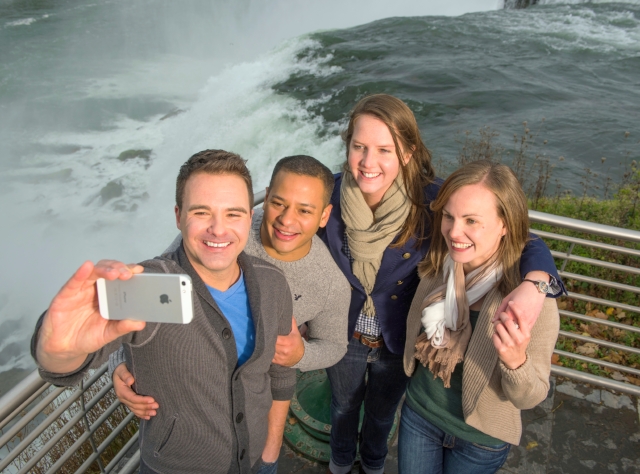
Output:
[399, 160, 559, 473]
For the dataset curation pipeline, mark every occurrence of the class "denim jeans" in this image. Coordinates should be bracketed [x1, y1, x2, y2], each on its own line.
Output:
[398, 404, 510, 474]
[326, 337, 410, 474]
[256, 459, 278, 474]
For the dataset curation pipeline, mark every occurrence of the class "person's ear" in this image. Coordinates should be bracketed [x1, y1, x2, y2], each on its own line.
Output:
[401, 145, 415, 165]
[319, 204, 333, 228]
[175, 205, 181, 230]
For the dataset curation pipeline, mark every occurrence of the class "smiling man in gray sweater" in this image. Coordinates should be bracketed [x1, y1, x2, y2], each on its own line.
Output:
[111, 155, 351, 471]
[32, 150, 297, 473]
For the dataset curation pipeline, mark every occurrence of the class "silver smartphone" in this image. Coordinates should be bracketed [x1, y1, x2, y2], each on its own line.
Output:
[97, 274, 194, 324]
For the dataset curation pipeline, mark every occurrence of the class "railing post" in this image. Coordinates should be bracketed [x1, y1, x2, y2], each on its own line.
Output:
[80, 378, 106, 474]
[560, 241, 575, 273]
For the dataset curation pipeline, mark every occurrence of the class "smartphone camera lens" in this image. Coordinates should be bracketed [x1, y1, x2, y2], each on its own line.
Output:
[182, 281, 186, 286]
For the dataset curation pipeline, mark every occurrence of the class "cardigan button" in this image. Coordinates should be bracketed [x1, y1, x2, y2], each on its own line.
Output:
[391, 295, 398, 300]
[236, 412, 244, 423]
[222, 328, 231, 339]
[402, 252, 410, 259]
[397, 280, 403, 285]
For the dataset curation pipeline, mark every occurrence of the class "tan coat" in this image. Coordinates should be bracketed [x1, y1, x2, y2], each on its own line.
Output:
[403, 275, 559, 445]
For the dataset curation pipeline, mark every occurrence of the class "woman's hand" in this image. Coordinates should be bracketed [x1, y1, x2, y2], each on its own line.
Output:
[492, 301, 531, 370]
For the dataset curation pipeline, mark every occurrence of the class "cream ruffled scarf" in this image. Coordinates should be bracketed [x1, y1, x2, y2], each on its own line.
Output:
[415, 256, 502, 387]
[340, 171, 411, 317]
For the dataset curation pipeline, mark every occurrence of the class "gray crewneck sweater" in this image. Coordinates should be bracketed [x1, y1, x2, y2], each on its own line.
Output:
[109, 209, 350, 375]
[244, 209, 350, 371]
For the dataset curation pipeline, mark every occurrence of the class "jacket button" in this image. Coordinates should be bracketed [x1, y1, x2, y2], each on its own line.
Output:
[350, 286, 353, 291]
[391, 295, 398, 300]
[240, 448, 245, 460]
[236, 412, 244, 423]
[222, 328, 231, 339]
[397, 280, 403, 285]
[402, 252, 410, 259]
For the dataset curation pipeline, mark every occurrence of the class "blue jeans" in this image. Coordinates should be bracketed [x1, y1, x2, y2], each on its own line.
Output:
[327, 337, 410, 474]
[398, 404, 510, 474]
[256, 459, 278, 474]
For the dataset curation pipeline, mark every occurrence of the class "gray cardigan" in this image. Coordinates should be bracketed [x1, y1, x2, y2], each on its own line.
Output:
[32, 245, 296, 473]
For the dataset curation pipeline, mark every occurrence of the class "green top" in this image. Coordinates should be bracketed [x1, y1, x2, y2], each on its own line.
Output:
[405, 310, 505, 446]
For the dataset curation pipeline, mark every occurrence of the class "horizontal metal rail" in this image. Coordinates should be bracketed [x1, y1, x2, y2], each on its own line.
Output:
[564, 291, 640, 314]
[103, 431, 139, 474]
[553, 349, 640, 378]
[557, 331, 640, 356]
[534, 229, 640, 258]
[0, 199, 638, 473]
[117, 450, 140, 474]
[551, 366, 640, 397]
[559, 271, 640, 295]
[550, 251, 640, 276]
[0, 370, 48, 428]
[559, 309, 640, 334]
[529, 210, 640, 243]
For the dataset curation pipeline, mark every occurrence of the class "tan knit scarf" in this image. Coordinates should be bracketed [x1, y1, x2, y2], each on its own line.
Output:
[341, 171, 411, 317]
[414, 256, 502, 387]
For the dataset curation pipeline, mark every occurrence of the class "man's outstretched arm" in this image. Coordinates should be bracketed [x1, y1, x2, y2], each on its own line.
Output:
[33, 260, 146, 375]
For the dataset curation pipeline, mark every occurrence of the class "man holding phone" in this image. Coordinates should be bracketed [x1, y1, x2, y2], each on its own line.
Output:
[31, 150, 296, 474]
[110, 155, 352, 471]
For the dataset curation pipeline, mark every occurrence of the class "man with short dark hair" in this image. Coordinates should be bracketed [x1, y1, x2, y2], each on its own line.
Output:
[31, 150, 296, 473]
[111, 155, 352, 471]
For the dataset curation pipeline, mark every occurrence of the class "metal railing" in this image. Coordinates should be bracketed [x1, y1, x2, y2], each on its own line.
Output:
[0, 364, 138, 474]
[529, 210, 640, 397]
[0, 204, 638, 473]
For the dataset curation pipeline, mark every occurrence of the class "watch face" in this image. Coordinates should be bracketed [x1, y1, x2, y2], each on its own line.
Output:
[539, 281, 550, 294]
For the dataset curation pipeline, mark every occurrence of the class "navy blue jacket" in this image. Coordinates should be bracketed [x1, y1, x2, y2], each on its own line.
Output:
[318, 173, 562, 355]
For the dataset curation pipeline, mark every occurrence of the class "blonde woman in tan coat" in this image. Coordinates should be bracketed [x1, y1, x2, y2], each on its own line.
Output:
[399, 160, 559, 474]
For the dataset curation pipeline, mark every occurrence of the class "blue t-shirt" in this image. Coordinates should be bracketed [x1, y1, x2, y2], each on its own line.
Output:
[206, 271, 255, 366]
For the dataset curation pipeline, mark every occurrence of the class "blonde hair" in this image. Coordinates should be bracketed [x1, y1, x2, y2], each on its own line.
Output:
[342, 94, 436, 248]
[418, 160, 530, 295]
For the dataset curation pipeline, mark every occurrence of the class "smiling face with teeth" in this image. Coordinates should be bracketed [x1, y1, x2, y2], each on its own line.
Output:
[175, 172, 252, 290]
[260, 170, 332, 262]
[441, 182, 507, 274]
[347, 114, 411, 210]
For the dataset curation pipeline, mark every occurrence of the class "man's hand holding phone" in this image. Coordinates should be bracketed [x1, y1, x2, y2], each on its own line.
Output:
[37, 260, 147, 374]
[98, 272, 193, 324]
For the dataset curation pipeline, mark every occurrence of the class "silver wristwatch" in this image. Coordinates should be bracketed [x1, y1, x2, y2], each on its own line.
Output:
[523, 278, 551, 295]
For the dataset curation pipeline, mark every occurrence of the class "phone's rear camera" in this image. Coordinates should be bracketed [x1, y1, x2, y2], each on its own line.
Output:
[182, 281, 186, 286]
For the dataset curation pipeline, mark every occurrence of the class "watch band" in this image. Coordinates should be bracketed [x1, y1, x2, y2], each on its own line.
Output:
[523, 278, 550, 295]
